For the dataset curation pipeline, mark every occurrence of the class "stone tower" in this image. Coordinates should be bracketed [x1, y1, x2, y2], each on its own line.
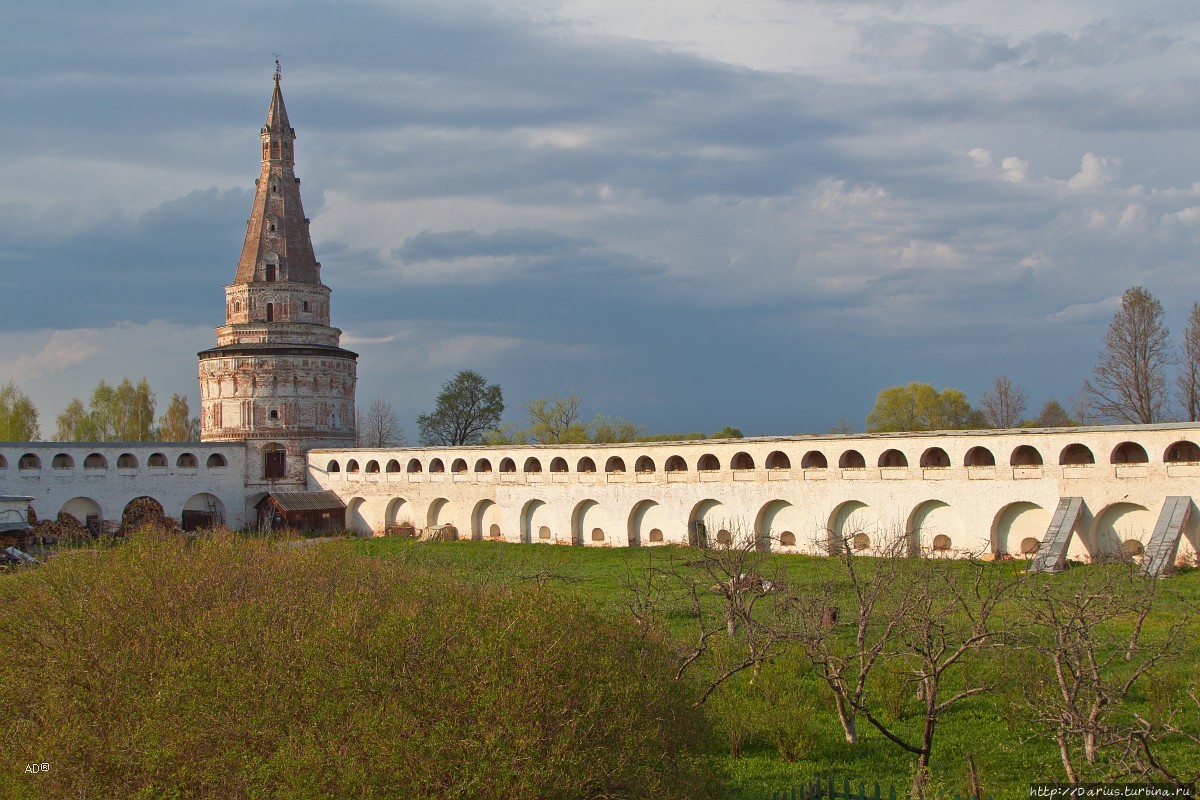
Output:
[198, 66, 357, 492]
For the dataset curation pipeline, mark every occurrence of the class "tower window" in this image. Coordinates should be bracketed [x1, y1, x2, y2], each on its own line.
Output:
[269, 409, 279, 420]
[266, 303, 274, 322]
[303, 300, 309, 312]
[263, 445, 286, 479]
[266, 264, 276, 282]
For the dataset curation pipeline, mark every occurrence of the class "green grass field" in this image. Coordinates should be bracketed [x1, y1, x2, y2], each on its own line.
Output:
[344, 537, 1200, 799]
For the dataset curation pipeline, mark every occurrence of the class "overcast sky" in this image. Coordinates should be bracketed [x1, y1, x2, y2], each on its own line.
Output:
[4, 0, 1200, 438]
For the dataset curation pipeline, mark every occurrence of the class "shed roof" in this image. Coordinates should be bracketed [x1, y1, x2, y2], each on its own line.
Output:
[262, 491, 346, 513]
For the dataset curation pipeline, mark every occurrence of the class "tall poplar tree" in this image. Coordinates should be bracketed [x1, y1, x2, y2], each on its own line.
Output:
[157, 394, 201, 441]
[0, 381, 40, 441]
[1177, 302, 1200, 422]
[1082, 287, 1172, 424]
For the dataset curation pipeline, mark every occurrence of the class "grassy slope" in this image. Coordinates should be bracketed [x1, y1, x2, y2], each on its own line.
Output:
[345, 538, 1200, 799]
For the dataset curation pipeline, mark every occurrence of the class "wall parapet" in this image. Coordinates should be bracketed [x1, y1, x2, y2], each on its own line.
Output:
[306, 424, 1200, 566]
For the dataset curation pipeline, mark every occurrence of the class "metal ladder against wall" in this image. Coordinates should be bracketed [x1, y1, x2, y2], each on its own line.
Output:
[1140, 496, 1192, 578]
[1029, 497, 1085, 574]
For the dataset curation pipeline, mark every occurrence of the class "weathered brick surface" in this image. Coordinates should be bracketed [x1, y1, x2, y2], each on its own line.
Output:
[198, 70, 357, 491]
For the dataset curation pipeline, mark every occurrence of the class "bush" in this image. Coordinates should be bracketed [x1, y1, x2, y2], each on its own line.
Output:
[0, 530, 719, 799]
[750, 658, 825, 763]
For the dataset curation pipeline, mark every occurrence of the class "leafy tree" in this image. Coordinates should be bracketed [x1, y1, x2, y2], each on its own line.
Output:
[710, 426, 743, 439]
[590, 414, 644, 444]
[865, 382, 977, 432]
[0, 381, 40, 441]
[525, 394, 590, 444]
[486, 393, 644, 445]
[1021, 398, 1078, 428]
[1082, 286, 1173, 424]
[635, 432, 707, 442]
[979, 374, 1027, 429]
[357, 398, 406, 448]
[55, 398, 94, 441]
[481, 422, 525, 446]
[417, 370, 504, 446]
[1178, 302, 1200, 422]
[56, 378, 156, 442]
[157, 394, 201, 442]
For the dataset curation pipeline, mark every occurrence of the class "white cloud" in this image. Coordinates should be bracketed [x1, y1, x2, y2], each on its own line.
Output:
[1001, 156, 1029, 182]
[1162, 206, 1200, 226]
[0, 330, 99, 383]
[968, 147, 993, 168]
[1066, 152, 1120, 190]
[1046, 296, 1121, 324]
[0, 322, 211, 429]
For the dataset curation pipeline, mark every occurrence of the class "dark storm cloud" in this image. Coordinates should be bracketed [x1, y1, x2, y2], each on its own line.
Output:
[395, 228, 603, 263]
[0, 188, 250, 330]
[4, 0, 1200, 434]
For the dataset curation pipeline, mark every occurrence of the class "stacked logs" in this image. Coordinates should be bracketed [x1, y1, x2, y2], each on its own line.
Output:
[25, 511, 89, 547]
[120, 497, 180, 535]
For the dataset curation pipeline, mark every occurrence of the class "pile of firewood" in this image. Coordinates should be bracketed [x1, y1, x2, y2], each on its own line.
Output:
[120, 497, 180, 534]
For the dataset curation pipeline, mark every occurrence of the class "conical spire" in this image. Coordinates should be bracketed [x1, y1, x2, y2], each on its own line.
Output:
[231, 65, 320, 286]
[263, 60, 292, 136]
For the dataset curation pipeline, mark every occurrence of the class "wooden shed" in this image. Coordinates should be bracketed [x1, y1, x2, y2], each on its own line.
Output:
[255, 491, 346, 532]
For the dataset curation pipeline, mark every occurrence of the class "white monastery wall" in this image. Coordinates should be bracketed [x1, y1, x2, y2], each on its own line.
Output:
[4, 81, 1197, 570]
[0, 443, 249, 530]
[309, 424, 1200, 564]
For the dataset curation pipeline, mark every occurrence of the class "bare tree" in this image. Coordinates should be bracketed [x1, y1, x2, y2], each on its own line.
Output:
[1017, 567, 1186, 785]
[357, 398, 406, 448]
[1129, 681, 1200, 789]
[978, 375, 1026, 429]
[778, 527, 911, 745]
[671, 526, 781, 705]
[1082, 287, 1173, 424]
[1177, 302, 1200, 422]
[624, 524, 782, 706]
[630, 522, 1020, 796]
[858, 556, 1021, 796]
[778, 531, 1023, 794]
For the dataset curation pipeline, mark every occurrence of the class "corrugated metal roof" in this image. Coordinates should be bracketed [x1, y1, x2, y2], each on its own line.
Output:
[265, 491, 346, 512]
